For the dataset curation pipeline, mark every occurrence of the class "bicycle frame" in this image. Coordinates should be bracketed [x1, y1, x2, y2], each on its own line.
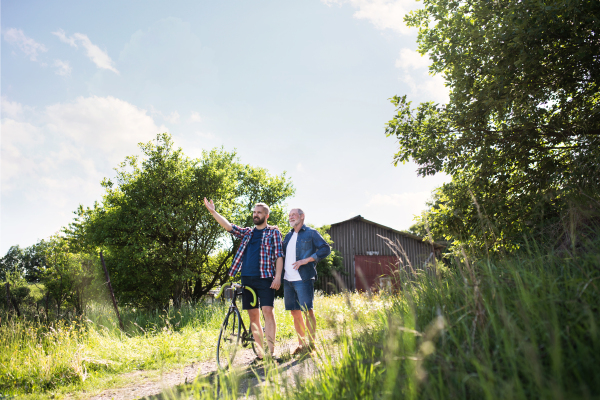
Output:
[215, 282, 259, 368]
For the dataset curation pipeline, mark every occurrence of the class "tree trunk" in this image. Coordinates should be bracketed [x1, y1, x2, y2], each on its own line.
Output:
[10, 297, 21, 317]
[192, 277, 203, 302]
[5, 283, 11, 312]
[100, 251, 125, 330]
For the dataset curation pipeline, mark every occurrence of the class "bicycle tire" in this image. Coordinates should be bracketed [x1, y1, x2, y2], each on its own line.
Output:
[216, 307, 242, 369]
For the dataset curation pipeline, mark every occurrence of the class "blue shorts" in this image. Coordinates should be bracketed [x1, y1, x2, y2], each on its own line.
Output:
[241, 276, 275, 310]
[284, 279, 314, 311]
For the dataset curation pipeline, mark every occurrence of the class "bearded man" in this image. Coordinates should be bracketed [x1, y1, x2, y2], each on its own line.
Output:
[204, 198, 283, 360]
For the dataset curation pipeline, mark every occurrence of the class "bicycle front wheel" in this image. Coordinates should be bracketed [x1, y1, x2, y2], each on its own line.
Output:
[216, 307, 242, 369]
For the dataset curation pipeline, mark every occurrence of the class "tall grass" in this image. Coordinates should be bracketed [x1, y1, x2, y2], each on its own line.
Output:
[3, 238, 599, 399]
[179, 241, 600, 399]
[0, 292, 376, 398]
[0, 301, 227, 396]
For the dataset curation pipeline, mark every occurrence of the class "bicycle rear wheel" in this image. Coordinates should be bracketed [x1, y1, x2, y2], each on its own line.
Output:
[216, 307, 242, 369]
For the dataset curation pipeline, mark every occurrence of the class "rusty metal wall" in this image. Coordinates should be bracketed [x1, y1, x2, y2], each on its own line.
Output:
[316, 218, 435, 292]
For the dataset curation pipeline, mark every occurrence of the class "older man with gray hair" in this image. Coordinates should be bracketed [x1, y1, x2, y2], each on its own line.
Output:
[282, 208, 331, 355]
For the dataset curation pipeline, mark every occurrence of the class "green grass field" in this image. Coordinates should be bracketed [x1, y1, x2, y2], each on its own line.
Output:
[2, 242, 599, 400]
[0, 291, 384, 399]
[181, 246, 600, 400]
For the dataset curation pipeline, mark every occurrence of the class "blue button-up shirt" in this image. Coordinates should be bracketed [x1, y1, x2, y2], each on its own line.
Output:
[282, 224, 331, 281]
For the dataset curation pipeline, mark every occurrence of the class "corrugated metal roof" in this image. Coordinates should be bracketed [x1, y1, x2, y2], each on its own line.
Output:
[331, 215, 445, 250]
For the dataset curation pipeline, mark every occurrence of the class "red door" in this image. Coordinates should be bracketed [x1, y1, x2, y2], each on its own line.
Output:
[354, 255, 399, 292]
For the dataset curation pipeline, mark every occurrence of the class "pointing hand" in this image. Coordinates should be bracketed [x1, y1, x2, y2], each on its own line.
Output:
[203, 197, 215, 212]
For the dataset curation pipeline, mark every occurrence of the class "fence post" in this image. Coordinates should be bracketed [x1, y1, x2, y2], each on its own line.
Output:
[100, 250, 125, 331]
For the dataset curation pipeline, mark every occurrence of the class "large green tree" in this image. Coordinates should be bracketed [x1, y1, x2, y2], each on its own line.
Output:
[69, 134, 294, 307]
[42, 235, 98, 316]
[0, 242, 48, 284]
[387, 0, 600, 251]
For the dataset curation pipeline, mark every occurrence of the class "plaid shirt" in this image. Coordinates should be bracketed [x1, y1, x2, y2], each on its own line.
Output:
[228, 224, 284, 278]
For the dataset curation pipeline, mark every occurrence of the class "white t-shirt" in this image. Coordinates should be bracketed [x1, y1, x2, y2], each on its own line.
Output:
[284, 232, 302, 281]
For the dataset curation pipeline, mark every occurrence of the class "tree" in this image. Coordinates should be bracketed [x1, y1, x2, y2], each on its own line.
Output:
[312, 225, 344, 279]
[0, 246, 25, 282]
[0, 242, 50, 284]
[39, 235, 99, 316]
[69, 133, 294, 308]
[21, 241, 50, 283]
[387, 0, 600, 252]
[1, 238, 98, 316]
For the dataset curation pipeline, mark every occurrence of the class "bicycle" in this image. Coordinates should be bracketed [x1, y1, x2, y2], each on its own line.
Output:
[215, 282, 259, 369]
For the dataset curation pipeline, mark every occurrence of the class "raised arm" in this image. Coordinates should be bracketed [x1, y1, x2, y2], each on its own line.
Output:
[203, 197, 233, 232]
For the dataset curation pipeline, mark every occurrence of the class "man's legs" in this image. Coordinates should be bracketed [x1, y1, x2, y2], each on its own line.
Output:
[306, 309, 316, 346]
[244, 276, 277, 359]
[247, 307, 276, 358]
[290, 309, 316, 347]
[290, 310, 307, 346]
[286, 279, 315, 349]
[261, 306, 276, 356]
[247, 308, 265, 358]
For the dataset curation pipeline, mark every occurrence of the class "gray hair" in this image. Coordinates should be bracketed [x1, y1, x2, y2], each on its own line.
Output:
[291, 208, 304, 216]
[255, 202, 270, 215]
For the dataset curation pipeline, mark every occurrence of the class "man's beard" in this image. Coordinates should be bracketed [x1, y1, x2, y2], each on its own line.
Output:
[254, 216, 266, 226]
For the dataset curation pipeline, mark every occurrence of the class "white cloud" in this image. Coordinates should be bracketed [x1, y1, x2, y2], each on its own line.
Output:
[395, 48, 430, 70]
[149, 106, 181, 124]
[52, 29, 119, 73]
[322, 0, 419, 35]
[189, 112, 202, 123]
[320, 3, 448, 101]
[2, 28, 47, 61]
[395, 48, 449, 103]
[296, 162, 304, 172]
[1, 95, 169, 251]
[164, 111, 180, 124]
[1, 96, 24, 119]
[54, 59, 72, 76]
[1, 118, 40, 187]
[2, 95, 167, 190]
[45, 96, 166, 161]
[402, 73, 449, 104]
[52, 29, 76, 47]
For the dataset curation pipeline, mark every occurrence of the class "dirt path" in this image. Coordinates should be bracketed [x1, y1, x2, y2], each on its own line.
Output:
[85, 337, 312, 400]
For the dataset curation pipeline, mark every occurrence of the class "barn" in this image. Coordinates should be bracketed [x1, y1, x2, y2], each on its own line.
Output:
[318, 215, 444, 292]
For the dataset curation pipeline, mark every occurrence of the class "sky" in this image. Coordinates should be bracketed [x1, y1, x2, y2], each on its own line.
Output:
[1, 0, 449, 254]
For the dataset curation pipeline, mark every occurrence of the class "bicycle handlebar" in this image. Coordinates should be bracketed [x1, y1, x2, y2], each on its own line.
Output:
[215, 283, 257, 307]
[215, 283, 229, 299]
[245, 286, 257, 308]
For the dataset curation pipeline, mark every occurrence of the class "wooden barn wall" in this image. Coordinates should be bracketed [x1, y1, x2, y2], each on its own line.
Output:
[316, 219, 435, 292]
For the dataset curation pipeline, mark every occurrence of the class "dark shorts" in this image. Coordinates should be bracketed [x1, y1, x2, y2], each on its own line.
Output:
[241, 276, 275, 310]
[284, 279, 314, 311]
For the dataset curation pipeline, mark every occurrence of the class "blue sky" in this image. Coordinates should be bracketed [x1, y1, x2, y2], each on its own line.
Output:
[1, 0, 448, 254]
